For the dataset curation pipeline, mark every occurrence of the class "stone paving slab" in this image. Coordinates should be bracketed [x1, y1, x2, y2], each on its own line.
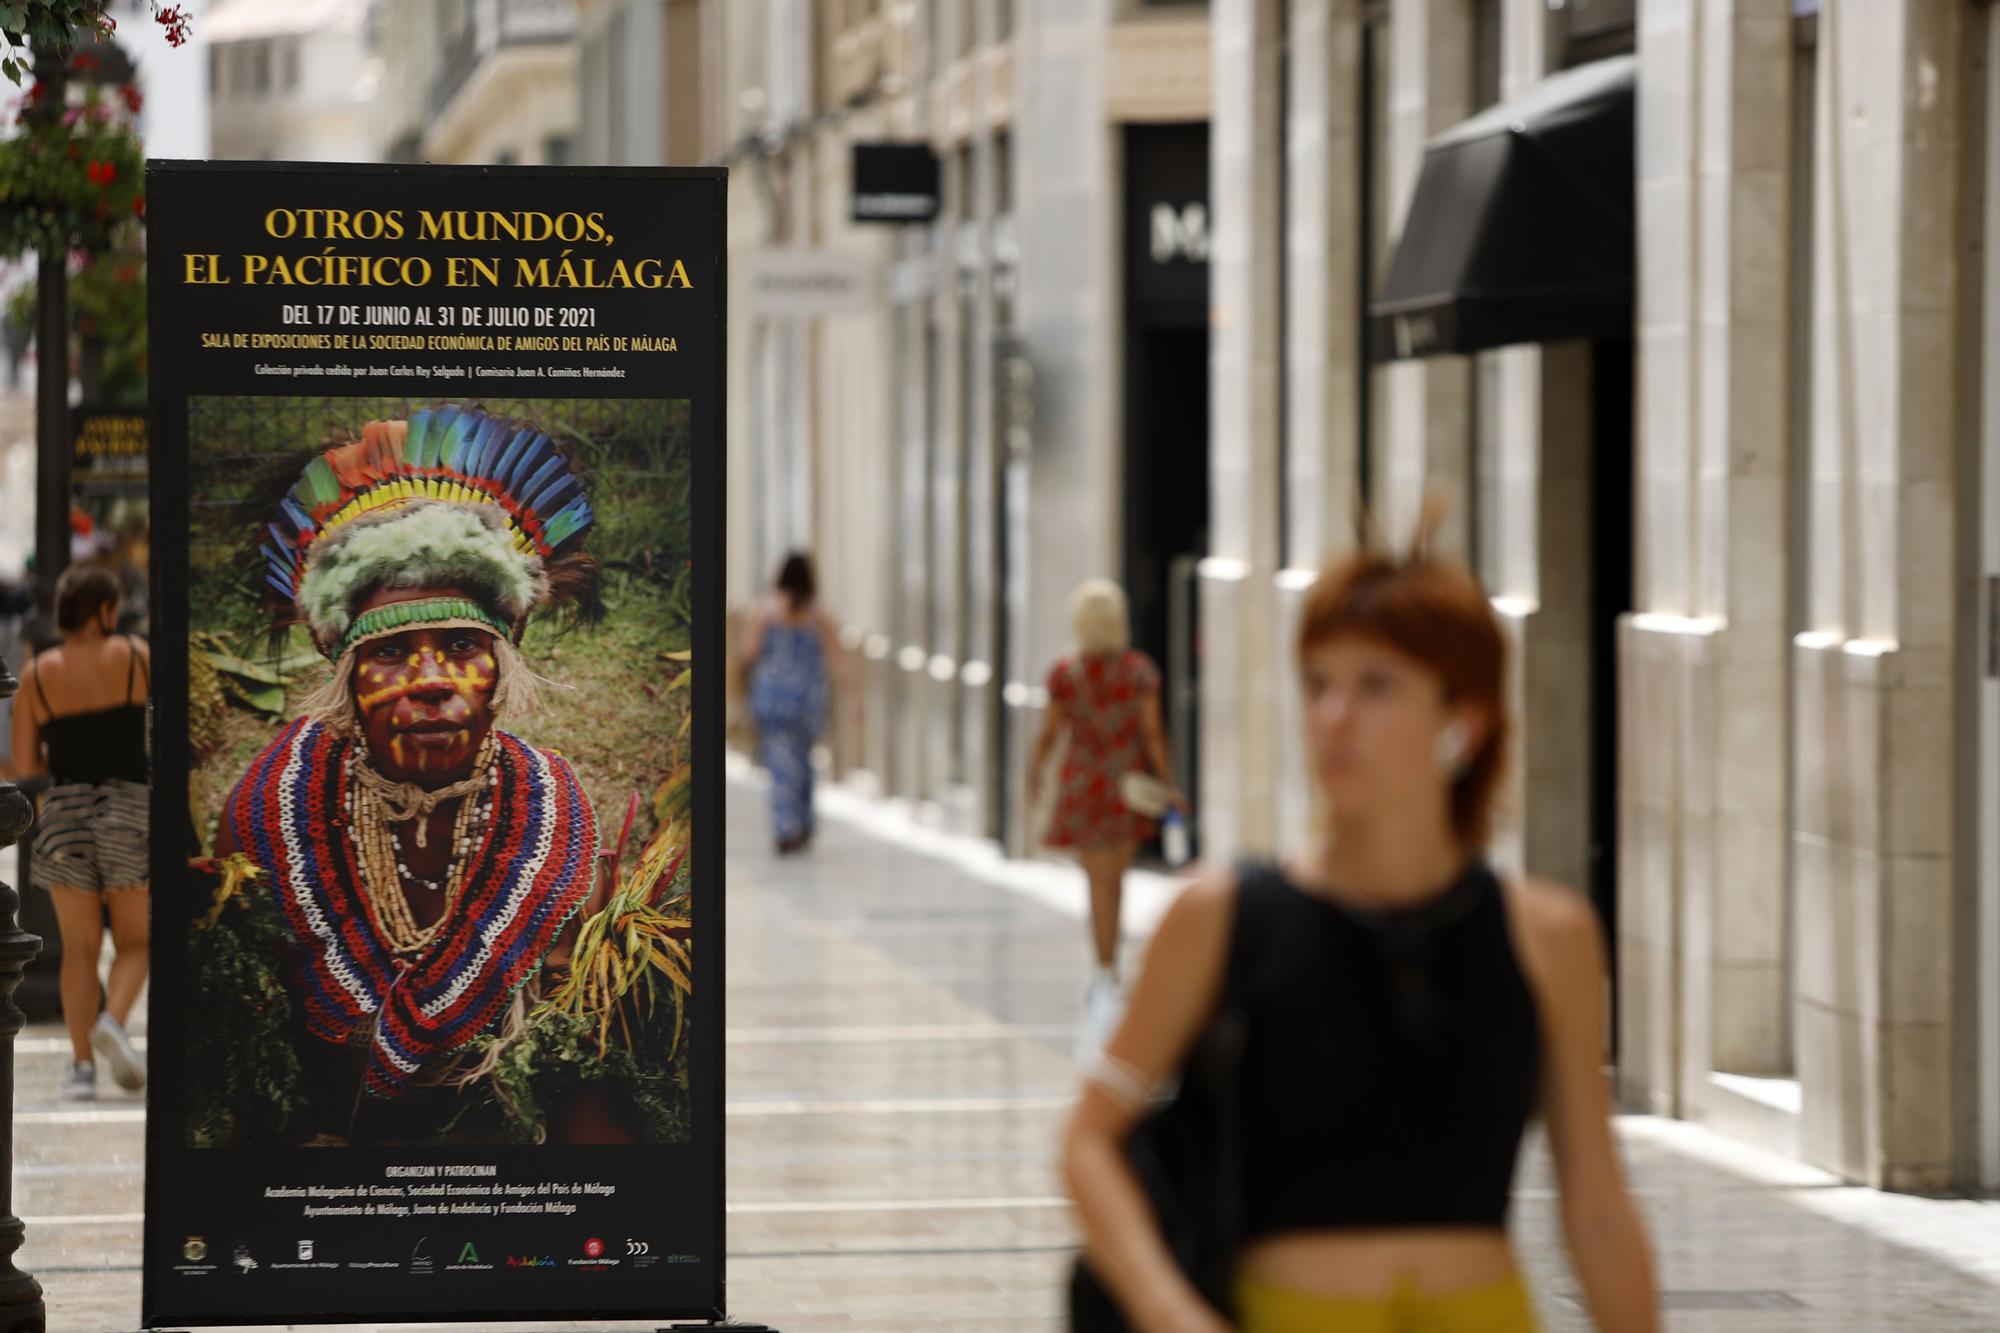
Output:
[11, 774, 2000, 1330]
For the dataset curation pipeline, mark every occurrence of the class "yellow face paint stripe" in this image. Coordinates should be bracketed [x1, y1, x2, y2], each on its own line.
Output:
[357, 675, 462, 712]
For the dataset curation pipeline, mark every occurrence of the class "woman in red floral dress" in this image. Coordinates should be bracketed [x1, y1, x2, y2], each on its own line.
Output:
[1028, 579, 1181, 1060]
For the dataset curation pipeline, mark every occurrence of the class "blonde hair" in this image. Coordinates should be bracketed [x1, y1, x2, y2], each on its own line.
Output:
[1069, 579, 1130, 656]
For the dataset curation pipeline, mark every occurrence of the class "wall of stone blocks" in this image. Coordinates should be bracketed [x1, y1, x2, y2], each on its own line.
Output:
[1619, 0, 1804, 1135]
[1788, 0, 1966, 1191]
[1614, 0, 1975, 1189]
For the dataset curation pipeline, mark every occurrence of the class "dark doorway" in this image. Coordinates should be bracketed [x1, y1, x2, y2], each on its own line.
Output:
[1122, 124, 1210, 844]
[1123, 328, 1209, 825]
[1589, 336, 1635, 978]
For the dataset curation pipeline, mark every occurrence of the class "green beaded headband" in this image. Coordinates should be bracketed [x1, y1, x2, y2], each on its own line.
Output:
[339, 596, 513, 655]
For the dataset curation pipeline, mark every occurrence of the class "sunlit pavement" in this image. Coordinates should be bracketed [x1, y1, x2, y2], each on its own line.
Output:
[11, 773, 2000, 1330]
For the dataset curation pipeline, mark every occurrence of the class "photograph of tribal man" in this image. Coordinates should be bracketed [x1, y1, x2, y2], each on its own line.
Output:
[181, 398, 694, 1149]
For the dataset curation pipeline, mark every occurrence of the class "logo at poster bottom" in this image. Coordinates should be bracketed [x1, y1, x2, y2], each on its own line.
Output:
[583, 1238, 605, 1259]
[507, 1254, 557, 1269]
[446, 1240, 492, 1272]
[409, 1236, 435, 1276]
[183, 1237, 207, 1263]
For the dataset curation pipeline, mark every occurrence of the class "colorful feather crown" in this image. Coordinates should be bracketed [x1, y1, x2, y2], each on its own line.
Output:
[259, 406, 600, 655]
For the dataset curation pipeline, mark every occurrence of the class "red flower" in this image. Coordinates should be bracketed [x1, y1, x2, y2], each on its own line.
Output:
[86, 160, 117, 186]
[71, 53, 100, 75]
[120, 84, 144, 115]
[26, 82, 45, 104]
[156, 6, 191, 48]
[132, 195, 146, 218]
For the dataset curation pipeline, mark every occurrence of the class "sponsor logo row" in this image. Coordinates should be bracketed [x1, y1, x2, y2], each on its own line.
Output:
[178, 1235, 665, 1276]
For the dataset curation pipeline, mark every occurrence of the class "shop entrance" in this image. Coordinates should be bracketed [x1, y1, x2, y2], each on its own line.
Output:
[1121, 124, 1210, 846]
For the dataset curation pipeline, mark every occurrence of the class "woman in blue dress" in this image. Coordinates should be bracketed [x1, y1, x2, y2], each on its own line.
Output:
[740, 553, 852, 853]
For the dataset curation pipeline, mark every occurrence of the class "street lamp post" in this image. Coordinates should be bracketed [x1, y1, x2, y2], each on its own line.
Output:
[0, 651, 46, 1333]
[30, 41, 70, 612]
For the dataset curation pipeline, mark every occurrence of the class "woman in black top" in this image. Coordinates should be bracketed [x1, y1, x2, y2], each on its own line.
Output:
[1062, 524, 1658, 1332]
[11, 564, 151, 1102]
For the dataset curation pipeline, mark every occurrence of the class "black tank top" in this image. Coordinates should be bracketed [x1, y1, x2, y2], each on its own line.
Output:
[1232, 859, 1541, 1237]
[33, 636, 150, 786]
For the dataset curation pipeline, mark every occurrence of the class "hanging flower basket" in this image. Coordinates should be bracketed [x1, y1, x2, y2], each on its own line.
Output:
[0, 69, 143, 258]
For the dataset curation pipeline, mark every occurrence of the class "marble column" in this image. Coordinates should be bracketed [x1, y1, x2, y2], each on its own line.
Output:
[1199, 0, 1285, 860]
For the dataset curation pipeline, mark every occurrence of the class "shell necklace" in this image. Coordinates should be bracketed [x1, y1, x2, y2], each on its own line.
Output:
[346, 736, 498, 957]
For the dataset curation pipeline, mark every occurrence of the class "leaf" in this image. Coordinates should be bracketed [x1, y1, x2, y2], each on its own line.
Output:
[220, 674, 286, 718]
[646, 944, 690, 992]
[206, 655, 282, 685]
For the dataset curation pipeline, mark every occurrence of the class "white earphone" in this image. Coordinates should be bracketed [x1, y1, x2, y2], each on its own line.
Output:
[1435, 721, 1470, 777]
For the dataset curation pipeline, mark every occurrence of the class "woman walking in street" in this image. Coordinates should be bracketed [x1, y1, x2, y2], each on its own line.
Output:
[740, 552, 852, 854]
[1028, 579, 1180, 1063]
[10, 564, 150, 1101]
[1061, 517, 1657, 1332]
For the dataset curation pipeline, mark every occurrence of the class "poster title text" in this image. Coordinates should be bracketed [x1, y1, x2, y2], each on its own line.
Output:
[181, 209, 694, 290]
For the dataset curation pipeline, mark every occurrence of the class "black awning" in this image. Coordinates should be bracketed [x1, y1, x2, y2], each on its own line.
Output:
[1370, 55, 1635, 361]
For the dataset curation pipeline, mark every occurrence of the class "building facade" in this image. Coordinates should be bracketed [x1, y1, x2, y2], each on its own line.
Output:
[366, 0, 580, 165]
[1200, 0, 2000, 1196]
[724, 0, 2000, 1196]
[574, 0, 712, 168]
[725, 0, 1215, 859]
[206, 0, 370, 161]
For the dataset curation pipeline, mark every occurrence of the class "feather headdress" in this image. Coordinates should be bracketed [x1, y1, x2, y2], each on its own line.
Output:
[258, 406, 600, 660]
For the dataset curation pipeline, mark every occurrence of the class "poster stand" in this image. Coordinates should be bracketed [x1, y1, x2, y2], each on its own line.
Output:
[140, 162, 739, 1331]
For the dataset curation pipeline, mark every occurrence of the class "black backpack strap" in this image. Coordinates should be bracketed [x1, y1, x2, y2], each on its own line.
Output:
[1220, 859, 1283, 1007]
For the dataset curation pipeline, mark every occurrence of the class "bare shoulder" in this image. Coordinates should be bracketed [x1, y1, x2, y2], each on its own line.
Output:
[1171, 865, 1238, 916]
[1147, 867, 1238, 954]
[129, 636, 152, 663]
[1501, 874, 1605, 993]
[1510, 874, 1598, 937]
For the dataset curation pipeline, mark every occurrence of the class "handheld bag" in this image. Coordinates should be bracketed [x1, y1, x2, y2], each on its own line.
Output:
[1117, 771, 1174, 818]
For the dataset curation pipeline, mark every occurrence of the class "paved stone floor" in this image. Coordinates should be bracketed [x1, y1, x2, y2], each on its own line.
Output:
[11, 774, 2000, 1330]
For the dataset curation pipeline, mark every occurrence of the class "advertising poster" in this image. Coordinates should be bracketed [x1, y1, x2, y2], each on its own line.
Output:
[72, 410, 148, 500]
[141, 164, 725, 1326]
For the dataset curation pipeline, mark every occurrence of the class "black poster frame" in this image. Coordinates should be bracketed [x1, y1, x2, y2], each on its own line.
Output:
[139, 161, 729, 1329]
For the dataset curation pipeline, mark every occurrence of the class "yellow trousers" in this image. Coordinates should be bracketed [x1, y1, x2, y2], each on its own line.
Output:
[1235, 1272, 1539, 1332]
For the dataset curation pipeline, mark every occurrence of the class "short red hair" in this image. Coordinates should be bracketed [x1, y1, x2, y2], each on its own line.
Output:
[1297, 539, 1509, 848]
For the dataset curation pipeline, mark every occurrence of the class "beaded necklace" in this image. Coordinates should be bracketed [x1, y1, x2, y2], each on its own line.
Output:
[344, 736, 498, 955]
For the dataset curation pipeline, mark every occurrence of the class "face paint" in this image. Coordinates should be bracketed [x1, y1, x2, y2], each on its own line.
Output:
[353, 624, 500, 788]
